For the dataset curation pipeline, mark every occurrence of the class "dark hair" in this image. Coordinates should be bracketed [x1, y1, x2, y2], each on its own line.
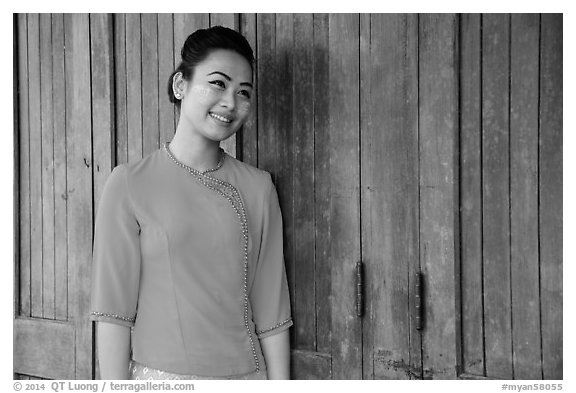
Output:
[167, 26, 255, 105]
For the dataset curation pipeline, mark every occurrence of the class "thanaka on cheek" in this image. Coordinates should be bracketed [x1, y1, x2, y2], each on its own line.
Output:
[190, 85, 217, 103]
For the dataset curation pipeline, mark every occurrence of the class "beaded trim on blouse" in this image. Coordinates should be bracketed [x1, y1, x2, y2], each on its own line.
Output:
[91, 311, 136, 324]
[256, 318, 292, 336]
[163, 143, 261, 372]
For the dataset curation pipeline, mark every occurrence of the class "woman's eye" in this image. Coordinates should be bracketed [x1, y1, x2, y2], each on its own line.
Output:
[238, 90, 251, 99]
[208, 80, 226, 89]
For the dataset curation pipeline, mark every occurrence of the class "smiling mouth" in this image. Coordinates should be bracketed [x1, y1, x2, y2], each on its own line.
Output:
[209, 112, 233, 124]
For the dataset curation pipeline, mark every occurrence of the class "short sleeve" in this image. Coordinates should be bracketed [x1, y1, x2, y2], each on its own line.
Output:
[90, 165, 141, 327]
[250, 174, 293, 339]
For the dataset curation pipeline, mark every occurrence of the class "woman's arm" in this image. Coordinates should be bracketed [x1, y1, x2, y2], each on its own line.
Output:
[260, 330, 290, 379]
[96, 322, 131, 380]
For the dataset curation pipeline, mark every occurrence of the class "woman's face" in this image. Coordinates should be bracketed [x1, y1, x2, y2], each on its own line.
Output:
[176, 49, 253, 143]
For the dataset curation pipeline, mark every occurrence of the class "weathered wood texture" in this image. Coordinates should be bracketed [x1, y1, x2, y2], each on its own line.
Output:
[419, 13, 459, 379]
[509, 13, 541, 379]
[460, 13, 484, 377]
[327, 13, 363, 380]
[458, 13, 562, 380]
[360, 13, 420, 380]
[64, 13, 93, 379]
[482, 14, 513, 379]
[14, 13, 562, 381]
[538, 13, 562, 380]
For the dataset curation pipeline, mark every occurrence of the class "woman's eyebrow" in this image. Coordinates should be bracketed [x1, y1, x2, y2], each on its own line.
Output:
[208, 71, 253, 88]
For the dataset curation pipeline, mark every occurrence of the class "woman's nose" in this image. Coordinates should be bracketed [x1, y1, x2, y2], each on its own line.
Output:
[219, 89, 236, 110]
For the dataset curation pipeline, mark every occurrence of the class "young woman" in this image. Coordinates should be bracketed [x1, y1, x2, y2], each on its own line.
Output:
[90, 26, 292, 380]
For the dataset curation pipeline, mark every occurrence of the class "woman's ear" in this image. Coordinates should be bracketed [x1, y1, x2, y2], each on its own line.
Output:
[172, 72, 186, 99]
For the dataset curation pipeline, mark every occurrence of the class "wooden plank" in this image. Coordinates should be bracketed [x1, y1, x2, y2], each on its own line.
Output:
[404, 14, 422, 381]
[275, 14, 296, 344]
[328, 13, 362, 380]
[158, 13, 175, 145]
[142, 13, 160, 156]
[256, 13, 277, 176]
[291, 350, 332, 380]
[359, 13, 373, 380]
[126, 13, 143, 163]
[173, 14, 209, 128]
[539, 13, 562, 380]
[17, 13, 31, 317]
[14, 13, 21, 320]
[362, 13, 420, 380]
[40, 13, 55, 320]
[239, 13, 258, 166]
[114, 14, 128, 165]
[90, 13, 115, 209]
[292, 13, 315, 351]
[52, 13, 68, 321]
[64, 13, 93, 379]
[14, 318, 75, 379]
[312, 13, 331, 356]
[509, 13, 542, 379]
[27, 13, 43, 319]
[481, 13, 513, 379]
[173, 13, 209, 73]
[418, 13, 459, 379]
[210, 13, 238, 158]
[459, 13, 485, 377]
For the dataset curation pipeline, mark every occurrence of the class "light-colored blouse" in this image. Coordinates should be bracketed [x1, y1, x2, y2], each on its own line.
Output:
[90, 145, 293, 377]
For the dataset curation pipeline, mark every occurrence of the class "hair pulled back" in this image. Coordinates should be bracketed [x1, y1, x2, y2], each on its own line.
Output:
[167, 26, 255, 105]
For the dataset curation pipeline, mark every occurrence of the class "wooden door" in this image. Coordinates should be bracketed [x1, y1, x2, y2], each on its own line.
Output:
[253, 13, 363, 379]
[459, 13, 562, 380]
[14, 14, 94, 380]
[359, 13, 460, 380]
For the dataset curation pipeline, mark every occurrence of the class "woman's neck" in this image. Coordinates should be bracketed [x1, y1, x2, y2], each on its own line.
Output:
[168, 127, 222, 172]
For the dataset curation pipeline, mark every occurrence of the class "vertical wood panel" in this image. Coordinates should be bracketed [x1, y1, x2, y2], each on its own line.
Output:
[328, 13, 362, 379]
[18, 13, 31, 317]
[14, 13, 20, 320]
[91, 13, 115, 211]
[481, 13, 513, 379]
[64, 13, 93, 378]
[292, 13, 316, 351]
[158, 14, 175, 144]
[362, 13, 420, 380]
[509, 13, 542, 379]
[114, 14, 128, 165]
[28, 13, 43, 319]
[539, 13, 562, 380]
[275, 15, 296, 346]
[312, 13, 331, 356]
[460, 13, 484, 377]
[126, 14, 143, 162]
[52, 13, 68, 321]
[142, 14, 160, 156]
[419, 13, 459, 379]
[256, 14, 277, 175]
[173, 13, 209, 77]
[40, 13, 55, 320]
[239, 13, 258, 167]
[173, 14, 208, 128]
[210, 13, 238, 158]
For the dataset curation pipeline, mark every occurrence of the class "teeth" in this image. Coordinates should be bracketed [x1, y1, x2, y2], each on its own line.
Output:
[210, 113, 232, 123]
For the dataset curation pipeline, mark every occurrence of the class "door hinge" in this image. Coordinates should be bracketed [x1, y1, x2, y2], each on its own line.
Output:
[415, 272, 424, 330]
[356, 261, 364, 318]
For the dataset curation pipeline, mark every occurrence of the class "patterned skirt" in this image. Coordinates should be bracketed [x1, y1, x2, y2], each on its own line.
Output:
[129, 360, 268, 380]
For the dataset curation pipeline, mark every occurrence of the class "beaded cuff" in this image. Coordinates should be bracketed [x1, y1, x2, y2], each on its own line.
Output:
[256, 318, 293, 336]
[91, 311, 136, 324]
